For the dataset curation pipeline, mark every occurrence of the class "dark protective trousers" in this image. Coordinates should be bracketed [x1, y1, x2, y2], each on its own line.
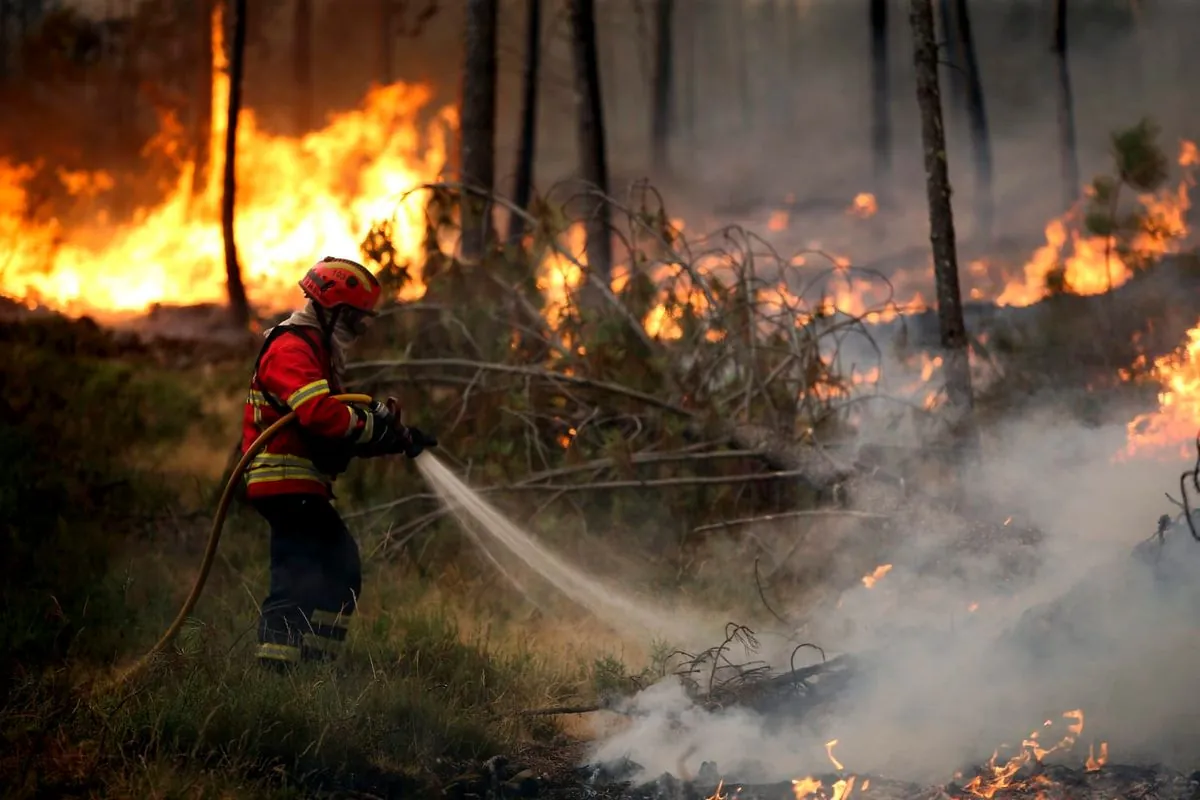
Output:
[251, 495, 362, 666]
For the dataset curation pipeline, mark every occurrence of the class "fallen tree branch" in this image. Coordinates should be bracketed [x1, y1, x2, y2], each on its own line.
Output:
[692, 508, 889, 534]
[753, 556, 793, 628]
[348, 357, 690, 416]
[514, 704, 606, 717]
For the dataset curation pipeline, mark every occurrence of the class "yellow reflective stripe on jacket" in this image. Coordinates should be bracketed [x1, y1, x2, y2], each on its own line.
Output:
[247, 389, 267, 424]
[257, 642, 301, 662]
[287, 379, 331, 410]
[245, 453, 330, 485]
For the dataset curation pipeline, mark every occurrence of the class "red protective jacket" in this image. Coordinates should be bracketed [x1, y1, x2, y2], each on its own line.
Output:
[241, 325, 365, 499]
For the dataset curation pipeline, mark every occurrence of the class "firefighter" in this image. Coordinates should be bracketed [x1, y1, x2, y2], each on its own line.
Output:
[241, 256, 435, 668]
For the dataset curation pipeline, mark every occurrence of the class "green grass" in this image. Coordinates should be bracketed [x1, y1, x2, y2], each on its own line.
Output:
[0, 318, 639, 798]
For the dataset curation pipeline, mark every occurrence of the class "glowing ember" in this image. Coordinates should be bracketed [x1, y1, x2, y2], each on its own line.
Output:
[967, 601, 980, 612]
[861, 564, 892, 589]
[1086, 741, 1109, 772]
[824, 739, 844, 771]
[848, 192, 878, 219]
[768, 210, 791, 232]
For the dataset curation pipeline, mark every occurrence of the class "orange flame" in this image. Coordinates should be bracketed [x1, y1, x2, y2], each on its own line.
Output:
[0, 2, 453, 318]
[824, 739, 844, 771]
[1122, 320, 1200, 460]
[792, 776, 822, 799]
[861, 564, 892, 589]
[848, 193, 878, 219]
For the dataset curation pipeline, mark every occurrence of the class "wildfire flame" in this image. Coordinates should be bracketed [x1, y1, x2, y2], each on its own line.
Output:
[824, 739, 844, 771]
[848, 192, 877, 219]
[961, 709, 1107, 799]
[861, 564, 892, 589]
[1123, 320, 1200, 459]
[0, 4, 452, 318]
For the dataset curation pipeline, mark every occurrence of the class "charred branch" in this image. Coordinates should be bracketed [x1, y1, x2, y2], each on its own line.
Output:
[566, 0, 614, 285]
[507, 0, 541, 245]
[459, 0, 499, 268]
[949, 0, 994, 238]
[869, 0, 892, 188]
[650, 0, 674, 170]
[221, 0, 249, 329]
[910, 0, 978, 453]
[1052, 0, 1081, 211]
[293, 0, 312, 135]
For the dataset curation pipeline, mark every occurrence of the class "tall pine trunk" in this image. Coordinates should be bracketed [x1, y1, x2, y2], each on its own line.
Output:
[1052, 0, 1080, 210]
[459, 0, 499, 268]
[190, 0, 214, 202]
[293, 0, 312, 134]
[650, 0, 673, 170]
[949, 0, 994, 239]
[567, 0, 613, 286]
[910, 0, 977, 452]
[869, 0, 891, 190]
[937, 0, 964, 119]
[508, 0, 541, 245]
[223, 0, 250, 328]
[378, 0, 393, 85]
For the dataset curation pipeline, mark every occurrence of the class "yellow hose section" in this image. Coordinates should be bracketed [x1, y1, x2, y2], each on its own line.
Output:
[109, 393, 373, 689]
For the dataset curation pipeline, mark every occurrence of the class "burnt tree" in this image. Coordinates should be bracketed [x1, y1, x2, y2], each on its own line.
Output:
[936, 0, 964, 118]
[293, 0, 312, 134]
[223, 0, 250, 328]
[1052, 0, 1081, 210]
[378, 0, 393, 84]
[567, 0, 614, 285]
[459, 0, 498, 268]
[191, 0, 214, 202]
[869, 0, 891, 188]
[507, 0, 541, 245]
[947, 0, 994, 239]
[651, 0, 673, 169]
[910, 0, 977, 451]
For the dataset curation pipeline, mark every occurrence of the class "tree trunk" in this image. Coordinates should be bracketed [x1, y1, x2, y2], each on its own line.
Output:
[293, 0, 312, 135]
[507, 0, 541, 246]
[909, 0, 977, 451]
[566, 0, 614, 286]
[1052, 0, 1080, 211]
[190, 0, 214, 202]
[936, 0, 964, 119]
[949, 0, 994, 239]
[459, 0, 499, 268]
[223, 0, 250, 329]
[734, 1, 752, 130]
[650, 0, 673, 170]
[680, 0, 697, 150]
[378, 0, 393, 85]
[869, 0, 891, 189]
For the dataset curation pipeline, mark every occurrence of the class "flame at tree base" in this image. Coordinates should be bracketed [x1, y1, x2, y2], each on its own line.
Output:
[0, 79, 455, 319]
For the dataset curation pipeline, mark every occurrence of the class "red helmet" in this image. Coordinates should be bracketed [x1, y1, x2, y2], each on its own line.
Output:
[299, 256, 382, 315]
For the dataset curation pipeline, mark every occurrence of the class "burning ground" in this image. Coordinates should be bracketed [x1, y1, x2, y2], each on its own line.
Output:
[11, 18, 1200, 800]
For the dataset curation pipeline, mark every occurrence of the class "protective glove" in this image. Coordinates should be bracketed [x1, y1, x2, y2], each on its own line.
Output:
[367, 396, 401, 427]
[349, 405, 404, 458]
[397, 426, 438, 459]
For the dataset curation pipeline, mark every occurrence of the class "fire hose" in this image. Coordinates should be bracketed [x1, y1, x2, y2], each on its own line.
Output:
[112, 392, 376, 688]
